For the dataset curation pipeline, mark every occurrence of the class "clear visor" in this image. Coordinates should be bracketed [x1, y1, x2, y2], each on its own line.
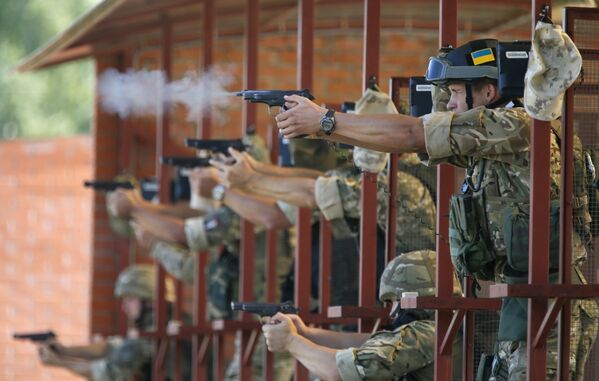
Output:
[425, 56, 498, 84]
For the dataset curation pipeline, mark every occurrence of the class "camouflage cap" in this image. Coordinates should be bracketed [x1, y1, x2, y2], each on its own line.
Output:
[352, 147, 388, 173]
[378, 250, 461, 302]
[524, 21, 582, 121]
[288, 139, 340, 172]
[242, 133, 270, 163]
[114, 264, 176, 302]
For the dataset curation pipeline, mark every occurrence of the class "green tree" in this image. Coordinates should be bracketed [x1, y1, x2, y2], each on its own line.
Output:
[0, 0, 100, 139]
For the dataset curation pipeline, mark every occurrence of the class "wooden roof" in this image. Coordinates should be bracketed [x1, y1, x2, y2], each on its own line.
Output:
[17, 0, 593, 72]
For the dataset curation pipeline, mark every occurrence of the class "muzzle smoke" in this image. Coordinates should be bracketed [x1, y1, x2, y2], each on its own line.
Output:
[98, 66, 236, 121]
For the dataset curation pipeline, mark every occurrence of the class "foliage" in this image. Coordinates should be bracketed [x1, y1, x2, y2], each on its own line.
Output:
[0, 0, 101, 139]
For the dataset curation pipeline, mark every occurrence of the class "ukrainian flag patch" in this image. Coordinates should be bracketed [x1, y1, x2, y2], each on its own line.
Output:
[471, 48, 495, 65]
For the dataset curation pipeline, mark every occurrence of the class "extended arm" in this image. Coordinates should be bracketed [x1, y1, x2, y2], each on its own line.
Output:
[212, 150, 318, 208]
[276, 95, 426, 154]
[223, 188, 292, 229]
[247, 153, 324, 178]
[53, 341, 110, 360]
[262, 313, 343, 381]
[131, 208, 187, 246]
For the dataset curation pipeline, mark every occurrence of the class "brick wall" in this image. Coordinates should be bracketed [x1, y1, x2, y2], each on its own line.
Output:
[0, 136, 92, 381]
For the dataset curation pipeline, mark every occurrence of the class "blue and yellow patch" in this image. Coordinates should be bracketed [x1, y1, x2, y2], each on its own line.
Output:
[471, 48, 495, 65]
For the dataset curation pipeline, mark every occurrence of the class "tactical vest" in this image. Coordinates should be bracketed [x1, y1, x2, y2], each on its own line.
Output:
[448, 117, 593, 341]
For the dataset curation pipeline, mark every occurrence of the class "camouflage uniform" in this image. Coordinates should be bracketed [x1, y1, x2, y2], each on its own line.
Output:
[314, 165, 436, 254]
[90, 265, 178, 381]
[335, 250, 462, 381]
[421, 106, 599, 380]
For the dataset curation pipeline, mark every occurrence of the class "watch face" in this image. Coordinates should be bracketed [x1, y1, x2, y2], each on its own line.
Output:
[321, 118, 334, 132]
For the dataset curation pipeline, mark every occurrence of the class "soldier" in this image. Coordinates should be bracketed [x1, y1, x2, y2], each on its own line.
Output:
[262, 250, 462, 381]
[212, 89, 437, 258]
[36, 264, 180, 381]
[273, 38, 599, 380]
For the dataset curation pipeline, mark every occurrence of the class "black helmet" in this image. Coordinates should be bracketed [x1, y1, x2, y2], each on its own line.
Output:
[425, 39, 498, 85]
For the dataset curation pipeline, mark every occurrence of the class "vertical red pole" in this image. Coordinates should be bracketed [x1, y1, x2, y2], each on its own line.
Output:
[558, 10, 575, 381]
[319, 217, 332, 315]
[239, 1, 259, 380]
[295, 1, 314, 380]
[153, 19, 173, 381]
[527, 3, 551, 381]
[436, 1, 457, 380]
[386, 77, 400, 264]
[116, 51, 133, 337]
[192, 1, 213, 380]
[358, 0, 380, 334]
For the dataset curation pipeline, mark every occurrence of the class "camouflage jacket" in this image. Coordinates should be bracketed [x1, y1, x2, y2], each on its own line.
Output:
[335, 320, 462, 381]
[420, 106, 587, 274]
[314, 165, 436, 254]
[90, 337, 152, 381]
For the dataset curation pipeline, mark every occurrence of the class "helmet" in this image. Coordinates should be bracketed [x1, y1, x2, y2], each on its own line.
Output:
[114, 264, 176, 302]
[425, 39, 499, 85]
[379, 250, 461, 302]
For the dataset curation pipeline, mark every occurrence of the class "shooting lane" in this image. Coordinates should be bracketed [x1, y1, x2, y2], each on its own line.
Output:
[14, 0, 599, 380]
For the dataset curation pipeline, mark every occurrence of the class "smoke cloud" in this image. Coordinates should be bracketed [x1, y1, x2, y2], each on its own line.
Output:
[98, 66, 236, 121]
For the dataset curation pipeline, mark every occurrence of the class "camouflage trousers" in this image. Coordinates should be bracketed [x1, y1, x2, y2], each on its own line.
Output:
[224, 332, 295, 381]
[496, 299, 598, 381]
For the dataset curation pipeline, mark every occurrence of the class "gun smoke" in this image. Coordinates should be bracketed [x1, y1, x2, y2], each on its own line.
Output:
[98, 66, 237, 121]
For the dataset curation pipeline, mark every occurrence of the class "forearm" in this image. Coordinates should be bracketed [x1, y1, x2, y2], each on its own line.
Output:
[302, 327, 369, 349]
[57, 342, 109, 360]
[223, 189, 292, 229]
[132, 200, 201, 219]
[327, 113, 426, 154]
[131, 209, 187, 246]
[287, 335, 342, 381]
[253, 160, 324, 178]
[242, 174, 317, 209]
[49, 357, 94, 379]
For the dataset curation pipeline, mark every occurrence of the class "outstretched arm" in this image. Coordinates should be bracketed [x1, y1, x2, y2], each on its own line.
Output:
[223, 188, 292, 229]
[262, 313, 343, 381]
[242, 151, 324, 178]
[284, 314, 369, 349]
[212, 150, 318, 209]
[276, 95, 426, 154]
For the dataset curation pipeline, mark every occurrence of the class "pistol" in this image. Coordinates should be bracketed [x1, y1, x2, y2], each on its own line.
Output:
[184, 139, 246, 155]
[160, 156, 211, 168]
[236, 89, 315, 110]
[13, 331, 56, 343]
[230, 301, 298, 317]
[84, 180, 135, 191]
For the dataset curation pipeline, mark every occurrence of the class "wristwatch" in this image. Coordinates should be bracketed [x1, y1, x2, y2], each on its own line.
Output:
[319, 109, 336, 135]
[211, 184, 226, 203]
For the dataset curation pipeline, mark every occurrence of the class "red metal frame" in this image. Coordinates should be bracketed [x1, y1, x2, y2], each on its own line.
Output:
[238, 1, 259, 380]
[434, 1, 457, 380]
[294, 1, 315, 379]
[152, 20, 173, 381]
[358, 0, 381, 334]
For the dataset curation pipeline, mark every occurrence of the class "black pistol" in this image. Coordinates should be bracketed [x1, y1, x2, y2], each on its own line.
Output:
[160, 156, 211, 168]
[236, 89, 315, 110]
[84, 180, 135, 191]
[230, 301, 298, 317]
[13, 331, 56, 343]
[184, 139, 246, 155]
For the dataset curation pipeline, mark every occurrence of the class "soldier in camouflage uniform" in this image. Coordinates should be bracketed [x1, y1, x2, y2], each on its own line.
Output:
[213, 89, 436, 256]
[262, 250, 462, 381]
[37, 264, 178, 381]
[273, 38, 598, 381]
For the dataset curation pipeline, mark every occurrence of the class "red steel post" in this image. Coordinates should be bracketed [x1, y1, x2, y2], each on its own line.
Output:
[295, 1, 314, 380]
[153, 19, 173, 381]
[558, 8, 575, 380]
[239, 1, 259, 380]
[358, 0, 380, 334]
[527, 3, 552, 381]
[436, 1, 457, 380]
